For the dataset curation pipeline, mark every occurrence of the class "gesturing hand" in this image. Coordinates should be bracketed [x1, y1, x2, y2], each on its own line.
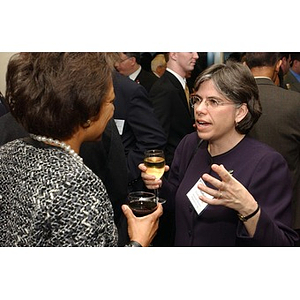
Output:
[198, 164, 257, 216]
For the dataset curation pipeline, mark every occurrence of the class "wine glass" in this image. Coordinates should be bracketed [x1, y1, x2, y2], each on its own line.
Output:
[144, 149, 166, 204]
[128, 191, 157, 217]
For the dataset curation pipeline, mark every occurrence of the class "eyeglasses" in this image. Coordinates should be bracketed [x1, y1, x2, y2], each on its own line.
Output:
[190, 95, 239, 109]
[118, 56, 132, 63]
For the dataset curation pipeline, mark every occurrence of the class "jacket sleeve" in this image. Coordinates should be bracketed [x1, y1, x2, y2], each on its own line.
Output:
[126, 84, 167, 183]
[236, 151, 299, 246]
[149, 86, 174, 138]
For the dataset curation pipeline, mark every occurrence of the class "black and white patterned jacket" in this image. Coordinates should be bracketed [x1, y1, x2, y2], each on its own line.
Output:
[0, 138, 118, 247]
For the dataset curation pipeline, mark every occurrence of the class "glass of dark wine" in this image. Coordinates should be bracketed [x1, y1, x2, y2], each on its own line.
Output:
[128, 191, 157, 217]
[144, 149, 166, 204]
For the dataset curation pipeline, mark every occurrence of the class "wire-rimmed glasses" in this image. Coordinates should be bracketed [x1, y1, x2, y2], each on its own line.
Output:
[190, 94, 240, 109]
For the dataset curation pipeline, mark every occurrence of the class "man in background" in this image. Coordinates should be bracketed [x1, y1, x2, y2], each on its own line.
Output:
[115, 52, 158, 93]
[245, 52, 300, 244]
[149, 52, 198, 167]
[151, 53, 167, 78]
[148, 52, 198, 246]
[113, 71, 166, 192]
[277, 53, 291, 88]
[283, 52, 300, 92]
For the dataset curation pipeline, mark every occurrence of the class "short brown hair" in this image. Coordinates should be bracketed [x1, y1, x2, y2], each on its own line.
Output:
[6, 52, 116, 140]
[194, 62, 262, 134]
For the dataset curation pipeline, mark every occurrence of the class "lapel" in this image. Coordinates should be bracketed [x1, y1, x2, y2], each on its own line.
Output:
[165, 70, 191, 115]
[286, 71, 300, 92]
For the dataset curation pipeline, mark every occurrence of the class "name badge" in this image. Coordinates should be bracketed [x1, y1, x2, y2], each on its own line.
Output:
[186, 177, 213, 215]
[114, 119, 125, 135]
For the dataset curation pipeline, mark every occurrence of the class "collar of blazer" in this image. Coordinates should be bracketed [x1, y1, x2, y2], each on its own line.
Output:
[166, 68, 186, 90]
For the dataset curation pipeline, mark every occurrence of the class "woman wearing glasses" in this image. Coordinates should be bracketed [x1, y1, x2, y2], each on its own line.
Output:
[140, 62, 298, 246]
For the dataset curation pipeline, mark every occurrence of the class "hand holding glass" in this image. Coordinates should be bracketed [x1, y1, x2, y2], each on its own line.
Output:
[128, 191, 157, 217]
[144, 149, 166, 204]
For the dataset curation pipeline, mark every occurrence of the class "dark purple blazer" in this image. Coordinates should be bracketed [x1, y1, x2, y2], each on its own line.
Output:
[160, 132, 298, 246]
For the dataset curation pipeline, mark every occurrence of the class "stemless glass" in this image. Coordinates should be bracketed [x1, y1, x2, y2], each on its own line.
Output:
[128, 191, 157, 217]
[144, 149, 166, 204]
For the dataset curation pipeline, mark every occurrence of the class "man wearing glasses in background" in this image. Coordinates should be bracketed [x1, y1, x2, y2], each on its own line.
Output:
[115, 52, 158, 93]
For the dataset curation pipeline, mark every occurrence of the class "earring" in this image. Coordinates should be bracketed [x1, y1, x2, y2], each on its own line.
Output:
[83, 119, 91, 128]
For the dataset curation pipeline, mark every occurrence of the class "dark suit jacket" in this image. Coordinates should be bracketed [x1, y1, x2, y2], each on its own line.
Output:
[249, 77, 300, 229]
[0, 112, 28, 144]
[135, 68, 158, 93]
[283, 70, 300, 93]
[149, 70, 195, 166]
[0, 94, 8, 117]
[0, 113, 129, 246]
[113, 72, 166, 191]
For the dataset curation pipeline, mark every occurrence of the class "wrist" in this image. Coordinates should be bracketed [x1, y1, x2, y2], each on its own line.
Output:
[125, 240, 143, 247]
[237, 203, 260, 222]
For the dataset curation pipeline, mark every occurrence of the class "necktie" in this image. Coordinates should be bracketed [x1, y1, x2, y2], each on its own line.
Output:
[184, 83, 190, 111]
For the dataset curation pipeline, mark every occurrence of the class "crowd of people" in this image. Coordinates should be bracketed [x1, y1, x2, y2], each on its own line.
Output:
[0, 52, 299, 247]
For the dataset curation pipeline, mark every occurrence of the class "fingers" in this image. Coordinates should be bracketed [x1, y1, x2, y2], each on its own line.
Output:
[139, 163, 169, 190]
[122, 204, 134, 220]
[138, 163, 170, 176]
[199, 164, 233, 203]
[138, 163, 146, 172]
[122, 203, 163, 247]
[211, 164, 233, 182]
[152, 203, 163, 218]
[202, 164, 232, 187]
[122, 203, 163, 220]
[198, 182, 223, 202]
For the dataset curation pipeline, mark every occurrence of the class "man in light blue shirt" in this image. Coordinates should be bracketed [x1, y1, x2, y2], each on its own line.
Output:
[283, 52, 300, 93]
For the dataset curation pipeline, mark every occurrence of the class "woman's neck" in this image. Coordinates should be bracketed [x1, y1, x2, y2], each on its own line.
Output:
[208, 134, 245, 156]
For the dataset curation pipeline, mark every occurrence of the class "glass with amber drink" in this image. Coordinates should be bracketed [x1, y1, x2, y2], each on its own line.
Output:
[144, 149, 166, 204]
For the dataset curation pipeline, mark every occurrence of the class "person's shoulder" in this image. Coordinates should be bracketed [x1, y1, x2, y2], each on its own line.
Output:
[273, 83, 300, 103]
[149, 71, 181, 97]
[0, 113, 29, 146]
[0, 138, 18, 148]
[0, 139, 25, 157]
[244, 135, 274, 149]
[152, 70, 175, 85]
[244, 136, 286, 160]
[284, 70, 296, 81]
[281, 86, 300, 99]
[177, 131, 198, 149]
[114, 72, 148, 97]
[259, 81, 300, 103]
[113, 71, 135, 88]
[139, 69, 157, 80]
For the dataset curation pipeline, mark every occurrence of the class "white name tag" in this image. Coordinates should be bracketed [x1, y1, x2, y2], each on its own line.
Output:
[114, 119, 125, 135]
[186, 177, 213, 215]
